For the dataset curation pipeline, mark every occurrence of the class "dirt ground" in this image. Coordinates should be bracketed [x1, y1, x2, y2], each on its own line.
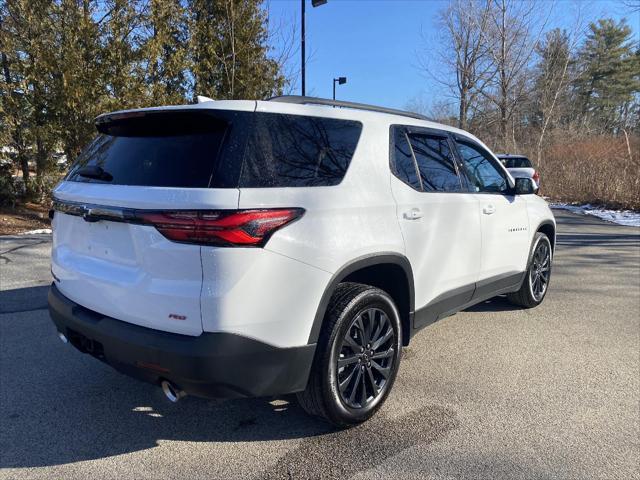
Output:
[0, 203, 51, 236]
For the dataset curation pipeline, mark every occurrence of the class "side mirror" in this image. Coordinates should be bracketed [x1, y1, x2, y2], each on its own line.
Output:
[514, 177, 538, 195]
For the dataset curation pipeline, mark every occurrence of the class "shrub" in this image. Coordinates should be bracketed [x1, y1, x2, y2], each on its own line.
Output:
[539, 135, 640, 210]
[0, 162, 17, 207]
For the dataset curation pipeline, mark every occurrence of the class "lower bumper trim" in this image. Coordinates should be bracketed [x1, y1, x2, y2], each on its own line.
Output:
[48, 283, 316, 399]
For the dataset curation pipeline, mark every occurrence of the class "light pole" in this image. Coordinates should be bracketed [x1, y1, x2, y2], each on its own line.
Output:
[302, 0, 328, 96]
[333, 76, 347, 100]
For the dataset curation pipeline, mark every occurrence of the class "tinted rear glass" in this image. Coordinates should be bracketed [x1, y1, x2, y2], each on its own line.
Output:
[67, 112, 228, 188]
[500, 156, 532, 168]
[67, 110, 362, 189]
[240, 113, 362, 187]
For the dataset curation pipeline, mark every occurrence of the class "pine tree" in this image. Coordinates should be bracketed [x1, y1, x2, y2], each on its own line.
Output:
[102, 0, 146, 110]
[575, 18, 640, 131]
[141, 0, 190, 105]
[51, 0, 105, 160]
[188, 0, 284, 100]
[1, 0, 58, 190]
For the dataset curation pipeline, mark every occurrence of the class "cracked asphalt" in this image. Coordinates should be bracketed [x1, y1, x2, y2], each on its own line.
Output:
[0, 209, 638, 479]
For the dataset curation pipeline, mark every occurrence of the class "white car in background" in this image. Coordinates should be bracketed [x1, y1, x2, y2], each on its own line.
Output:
[497, 154, 540, 189]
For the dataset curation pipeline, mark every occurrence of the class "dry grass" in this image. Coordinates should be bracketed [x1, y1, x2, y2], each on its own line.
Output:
[538, 135, 640, 210]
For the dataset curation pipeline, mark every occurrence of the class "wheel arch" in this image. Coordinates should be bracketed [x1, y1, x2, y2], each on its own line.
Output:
[308, 253, 415, 347]
[536, 220, 556, 251]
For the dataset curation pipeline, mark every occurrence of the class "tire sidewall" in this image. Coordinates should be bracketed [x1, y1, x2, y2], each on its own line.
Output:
[527, 233, 553, 304]
[324, 289, 402, 424]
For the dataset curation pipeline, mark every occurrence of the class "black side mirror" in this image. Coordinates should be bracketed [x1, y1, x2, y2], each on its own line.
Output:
[514, 177, 538, 195]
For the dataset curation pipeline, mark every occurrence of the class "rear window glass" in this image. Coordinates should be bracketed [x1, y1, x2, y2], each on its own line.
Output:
[67, 112, 228, 188]
[500, 156, 531, 168]
[240, 113, 362, 187]
[67, 110, 362, 189]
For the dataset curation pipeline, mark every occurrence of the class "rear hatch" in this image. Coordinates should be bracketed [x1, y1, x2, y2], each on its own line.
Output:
[51, 108, 248, 336]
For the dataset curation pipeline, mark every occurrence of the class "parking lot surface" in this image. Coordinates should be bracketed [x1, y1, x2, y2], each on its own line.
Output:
[1, 209, 638, 479]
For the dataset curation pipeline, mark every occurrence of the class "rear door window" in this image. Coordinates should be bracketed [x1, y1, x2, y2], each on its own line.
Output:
[67, 112, 236, 188]
[239, 113, 362, 187]
[390, 128, 422, 190]
[407, 134, 462, 192]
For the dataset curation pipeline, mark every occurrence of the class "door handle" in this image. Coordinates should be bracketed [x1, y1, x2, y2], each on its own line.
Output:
[403, 208, 423, 220]
[483, 204, 496, 215]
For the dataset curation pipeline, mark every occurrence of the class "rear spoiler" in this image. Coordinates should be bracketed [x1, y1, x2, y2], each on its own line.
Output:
[94, 109, 226, 135]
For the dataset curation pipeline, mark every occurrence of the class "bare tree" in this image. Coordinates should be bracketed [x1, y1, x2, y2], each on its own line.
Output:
[420, 0, 494, 130]
[481, 0, 551, 151]
[533, 7, 586, 165]
[265, 6, 299, 95]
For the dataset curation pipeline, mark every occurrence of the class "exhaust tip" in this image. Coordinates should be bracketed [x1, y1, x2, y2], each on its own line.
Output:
[58, 332, 68, 344]
[161, 380, 186, 403]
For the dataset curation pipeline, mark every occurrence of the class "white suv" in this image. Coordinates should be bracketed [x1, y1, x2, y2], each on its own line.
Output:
[48, 96, 555, 426]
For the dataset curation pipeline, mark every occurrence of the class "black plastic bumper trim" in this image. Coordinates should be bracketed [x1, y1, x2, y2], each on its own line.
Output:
[48, 283, 316, 399]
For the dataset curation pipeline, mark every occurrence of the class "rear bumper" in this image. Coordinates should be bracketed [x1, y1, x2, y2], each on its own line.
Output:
[48, 283, 316, 399]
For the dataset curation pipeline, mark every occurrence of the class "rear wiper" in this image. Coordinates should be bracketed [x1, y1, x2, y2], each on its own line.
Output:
[76, 165, 113, 182]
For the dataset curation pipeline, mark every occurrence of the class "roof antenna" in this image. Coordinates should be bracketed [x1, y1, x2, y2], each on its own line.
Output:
[196, 95, 214, 104]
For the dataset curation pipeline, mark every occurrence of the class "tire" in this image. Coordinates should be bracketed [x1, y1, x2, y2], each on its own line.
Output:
[297, 282, 403, 427]
[507, 232, 553, 308]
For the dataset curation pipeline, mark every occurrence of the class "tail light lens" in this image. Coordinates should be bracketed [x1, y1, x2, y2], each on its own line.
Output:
[533, 170, 540, 184]
[136, 208, 304, 247]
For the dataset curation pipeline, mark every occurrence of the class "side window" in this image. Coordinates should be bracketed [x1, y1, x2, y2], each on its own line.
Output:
[390, 128, 421, 190]
[407, 134, 462, 192]
[240, 113, 362, 187]
[455, 141, 508, 193]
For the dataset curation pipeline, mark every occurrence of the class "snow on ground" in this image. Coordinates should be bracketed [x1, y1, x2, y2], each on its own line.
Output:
[17, 228, 52, 235]
[552, 203, 640, 227]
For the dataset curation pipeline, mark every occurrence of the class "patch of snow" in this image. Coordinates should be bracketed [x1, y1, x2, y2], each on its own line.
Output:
[18, 228, 52, 235]
[551, 203, 640, 227]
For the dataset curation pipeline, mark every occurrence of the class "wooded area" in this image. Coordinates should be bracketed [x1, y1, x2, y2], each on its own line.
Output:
[1, 0, 639, 210]
[417, 0, 640, 208]
[0, 0, 289, 205]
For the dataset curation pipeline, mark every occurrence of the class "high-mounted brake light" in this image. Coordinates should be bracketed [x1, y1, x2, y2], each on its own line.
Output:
[136, 209, 304, 247]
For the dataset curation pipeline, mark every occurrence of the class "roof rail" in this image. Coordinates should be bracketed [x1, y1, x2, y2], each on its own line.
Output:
[267, 95, 431, 122]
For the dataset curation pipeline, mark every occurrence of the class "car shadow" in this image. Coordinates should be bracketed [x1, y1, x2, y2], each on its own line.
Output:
[0, 285, 458, 470]
[464, 295, 520, 313]
[0, 284, 49, 313]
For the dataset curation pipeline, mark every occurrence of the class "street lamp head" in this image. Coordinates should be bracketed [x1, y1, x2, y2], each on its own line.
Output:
[337, 77, 347, 85]
[311, 0, 328, 6]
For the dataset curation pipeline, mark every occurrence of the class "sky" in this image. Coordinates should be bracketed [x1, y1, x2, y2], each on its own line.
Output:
[266, 0, 640, 111]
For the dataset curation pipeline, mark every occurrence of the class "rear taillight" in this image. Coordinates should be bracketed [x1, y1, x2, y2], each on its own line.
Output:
[136, 209, 304, 247]
[533, 170, 540, 183]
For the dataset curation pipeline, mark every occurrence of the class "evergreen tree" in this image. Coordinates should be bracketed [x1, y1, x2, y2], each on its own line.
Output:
[51, 0, 105, 160]
[141, 0, 190, 105]
[101, 0, 146, 111]
[575, 18, 640, 131]
[189, 0, 284, 100]
[0, 0, 58, 188]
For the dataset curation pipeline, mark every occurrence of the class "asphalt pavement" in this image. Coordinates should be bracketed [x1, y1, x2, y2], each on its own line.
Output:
[1, 209, 638, 479]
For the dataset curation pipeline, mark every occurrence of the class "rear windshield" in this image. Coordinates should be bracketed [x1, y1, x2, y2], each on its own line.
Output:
[67, 112, 229, 188]
[500, 156, 532, 168]
[67, 110, 362, 189]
